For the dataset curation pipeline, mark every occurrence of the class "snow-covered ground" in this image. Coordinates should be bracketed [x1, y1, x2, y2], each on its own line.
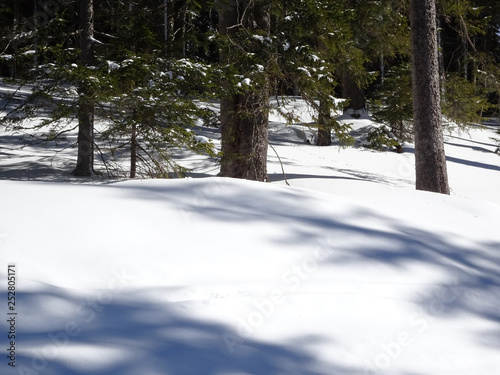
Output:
[1, 97, 500, 375]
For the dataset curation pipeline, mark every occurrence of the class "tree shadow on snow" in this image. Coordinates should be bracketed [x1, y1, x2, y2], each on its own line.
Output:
[3, 179, 499, 375]
[117, 179, 500, 355]
[3, 287, 359, 375]
[445, 155, 500, 172]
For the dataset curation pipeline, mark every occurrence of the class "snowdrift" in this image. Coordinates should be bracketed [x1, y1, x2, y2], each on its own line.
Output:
[1, 176, 499, 375]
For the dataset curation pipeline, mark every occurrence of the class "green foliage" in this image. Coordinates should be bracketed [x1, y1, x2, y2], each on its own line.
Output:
[1, 0, 219, 179]
[371, 63, 414, 142]
[475, 54, 500, 117]
[442, 73, 490, 128]
[366, 126, 401, 151]
[494, 129, 500, 155]
[272, 0, 363, 144]
[214, 31, 273, 99]
[367, 0, 500, 139]
[438, 0, 488, 39]
[372, 59, 496, 139]
[330, 118, 355, 146]
[98, 56, 218, 178]
[348, 0, 411, 63]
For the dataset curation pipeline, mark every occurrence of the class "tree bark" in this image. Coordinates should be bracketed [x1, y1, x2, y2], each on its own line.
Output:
[217, 0, 269, 181]
[409, 0, 450, 194]
[316, 99, 332, 146]
[73, 0, 95, 176]
[130, 122, 137, 178]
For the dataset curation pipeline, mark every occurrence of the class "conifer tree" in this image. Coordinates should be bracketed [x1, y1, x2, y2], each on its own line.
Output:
[274, 0, 367, 146]
[216, 0, 271, 180]
[73, 0, 95, 176]
[410, 0, 450, 194]
[340, 0, 410, 112]
[1, 0, 218, 179]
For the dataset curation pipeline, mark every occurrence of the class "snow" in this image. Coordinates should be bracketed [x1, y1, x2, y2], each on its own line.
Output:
[237, 78, 252, 87]
[89, 36, 105, 45]
[1, 96, 500, 375]
[106, 60, 120, 71]
[195, 135, 210, 144]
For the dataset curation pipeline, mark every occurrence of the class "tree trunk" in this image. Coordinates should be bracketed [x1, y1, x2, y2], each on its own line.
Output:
[163, 0, 168, 43]
[436, 16, 445, 86]
[217, 0, 270, 181]
[316, 99, 332, 146]
[379, 50, 385, 88]
[130, 122, 137, 178]
[73, 0, 95, 176]
[409, 0, 450, 194]
[342, 69, 365, 111]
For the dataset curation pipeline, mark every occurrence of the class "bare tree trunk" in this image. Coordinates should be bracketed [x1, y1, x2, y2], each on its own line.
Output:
[163, 0, 169, 44]
[379, 50, 385, 88]
[130, 122, 137, 178]
[73, 0, 95, 176]
[217, 0, 270, 181]
[436, 16, 445, 86]
[410, 0, 450, 194]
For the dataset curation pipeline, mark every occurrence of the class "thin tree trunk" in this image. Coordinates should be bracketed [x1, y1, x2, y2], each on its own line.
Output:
[410, 0, 450, 194]
[436, 16, 445, 86]
[33, 0, 38, 72]
[130, 122, 137, 178]
[163, 0, 168, 43]
[73, 0, 95, 176]
[11, 0, 19, 78]
[180, 2, 188, 56]
[380, 50, 385, 88]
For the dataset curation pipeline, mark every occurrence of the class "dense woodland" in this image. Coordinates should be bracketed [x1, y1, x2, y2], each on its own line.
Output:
[0, 0, 499, 188]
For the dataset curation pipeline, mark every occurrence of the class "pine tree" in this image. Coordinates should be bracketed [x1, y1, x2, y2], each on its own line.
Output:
[341, 0, 410, 112]
[437, 0, 494, 126]
[73, 0, 95, 176]
[372, 0, 498, 136]
[216, 0, 271, 181]
[87, 1, 218, 178]
[410, 0, 450, 194]
[1, 0, 218, 179]
[274, 0, 366, 146]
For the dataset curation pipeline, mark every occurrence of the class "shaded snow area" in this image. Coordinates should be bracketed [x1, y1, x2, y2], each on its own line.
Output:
[1, 98, 500, 375]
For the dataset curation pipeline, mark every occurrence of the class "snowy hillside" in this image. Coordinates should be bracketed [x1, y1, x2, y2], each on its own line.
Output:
[1, 100, 500, 375]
